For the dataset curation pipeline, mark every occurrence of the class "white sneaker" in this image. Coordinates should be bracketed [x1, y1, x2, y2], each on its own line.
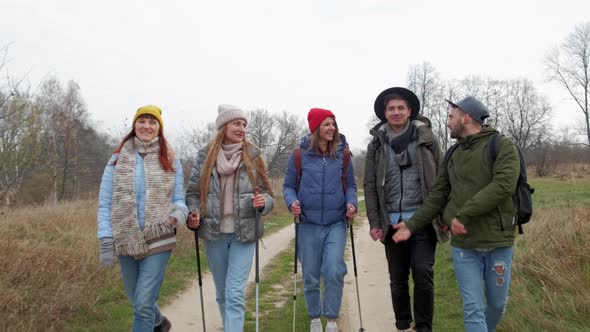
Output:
[310, 317, 322, 332]
[325, 321, 338, 332]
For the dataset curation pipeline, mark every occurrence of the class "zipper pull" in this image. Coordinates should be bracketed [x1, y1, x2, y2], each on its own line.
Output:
[322, 157, 327, 165]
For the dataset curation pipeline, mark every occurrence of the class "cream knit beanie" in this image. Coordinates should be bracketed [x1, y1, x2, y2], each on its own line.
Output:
[216, 104, 248, 129]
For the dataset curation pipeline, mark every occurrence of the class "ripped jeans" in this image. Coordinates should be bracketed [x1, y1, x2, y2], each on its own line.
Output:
[451, 246, 514, 332]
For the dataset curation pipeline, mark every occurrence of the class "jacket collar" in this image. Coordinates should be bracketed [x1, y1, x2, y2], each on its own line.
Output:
[458, 127, 497, 148]
[370, 119, 434, 147]
[299, 133, 349, 156]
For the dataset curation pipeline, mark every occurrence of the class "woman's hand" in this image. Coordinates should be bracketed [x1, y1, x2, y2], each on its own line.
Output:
[346, 203, 357, 223]
[187, 209, 200, 231]
[290, 200, 301, 218]
[252, 193, 265, 209]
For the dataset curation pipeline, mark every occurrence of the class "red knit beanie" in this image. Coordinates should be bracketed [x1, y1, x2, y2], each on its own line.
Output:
[307, 108, 335, 133]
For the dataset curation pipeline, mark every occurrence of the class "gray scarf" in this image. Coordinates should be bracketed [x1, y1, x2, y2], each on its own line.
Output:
[383, 121, 414, 168]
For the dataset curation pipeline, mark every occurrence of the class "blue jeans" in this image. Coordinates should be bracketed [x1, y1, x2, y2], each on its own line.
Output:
[298, 221, 348, 319]
[451, 246, 514, 332]
[205, 233, 255, 332]
[118, 250, 171, 332]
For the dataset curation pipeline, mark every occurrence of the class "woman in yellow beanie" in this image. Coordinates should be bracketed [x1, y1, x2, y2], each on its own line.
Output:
[185, 104, 275, 332]
[97, 105, 188, 332]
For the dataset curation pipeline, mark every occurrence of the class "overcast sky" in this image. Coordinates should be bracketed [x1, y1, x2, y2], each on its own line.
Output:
[2, 0, 589, 151]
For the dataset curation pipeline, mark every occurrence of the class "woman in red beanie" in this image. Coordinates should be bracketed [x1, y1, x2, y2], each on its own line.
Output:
[283, 108, 358, 332]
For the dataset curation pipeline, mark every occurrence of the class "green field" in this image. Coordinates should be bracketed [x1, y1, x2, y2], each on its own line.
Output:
[241, 176, 590, 331]
[0, 176, 588, 331]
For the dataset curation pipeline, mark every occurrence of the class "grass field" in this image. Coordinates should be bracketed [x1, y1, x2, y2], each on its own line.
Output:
[239, 175, 590, 331]
[0, 194, 292, 331]
[0, 174, 588, 331]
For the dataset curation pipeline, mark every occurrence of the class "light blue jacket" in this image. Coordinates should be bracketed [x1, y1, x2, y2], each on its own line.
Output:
[97, 152, 188, 240]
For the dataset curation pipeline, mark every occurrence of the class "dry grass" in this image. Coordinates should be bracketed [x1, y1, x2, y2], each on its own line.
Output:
[531, 162, 590, 180]
[500, 206, 590, 331]
[0, 200, 119, 331]
[1, 173, 588, 331]
[0, 190, 291, 331]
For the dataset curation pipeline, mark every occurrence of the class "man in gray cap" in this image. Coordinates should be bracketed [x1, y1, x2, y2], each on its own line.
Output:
[392, 96, 521, 332]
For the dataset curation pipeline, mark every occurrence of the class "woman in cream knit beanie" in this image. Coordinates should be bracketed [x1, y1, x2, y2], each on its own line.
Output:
[186, 104, 274, 332]
[215, 104, 248, 129]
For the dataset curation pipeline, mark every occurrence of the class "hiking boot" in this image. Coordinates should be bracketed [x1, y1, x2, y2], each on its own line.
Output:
[310, 317, 322, 332]
[154, 316, 172, 332]
[326, 320, 338, 332]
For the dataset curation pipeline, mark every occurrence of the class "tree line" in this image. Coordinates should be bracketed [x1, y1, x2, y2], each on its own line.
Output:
[1, 22, 589, 207]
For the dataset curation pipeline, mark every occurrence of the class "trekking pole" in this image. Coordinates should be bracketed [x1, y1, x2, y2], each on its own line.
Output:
[292, 215, 299, 332]
[193, 230, 207, 332]
[254, 187, 261, 332]
[349, 225, 366, 332]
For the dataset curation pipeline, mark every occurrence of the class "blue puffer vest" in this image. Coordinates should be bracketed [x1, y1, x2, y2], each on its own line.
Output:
[282, 134, 358, 226]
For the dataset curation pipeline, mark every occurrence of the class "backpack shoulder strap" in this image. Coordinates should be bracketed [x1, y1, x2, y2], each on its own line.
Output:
[294, 148, 302, 193]
[341, 147, 350, 192]
[443, 143, 460, 177]
[487, 132, 501, 170]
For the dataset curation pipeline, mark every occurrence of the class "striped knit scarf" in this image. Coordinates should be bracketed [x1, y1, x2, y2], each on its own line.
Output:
[111, 137, 175, 258]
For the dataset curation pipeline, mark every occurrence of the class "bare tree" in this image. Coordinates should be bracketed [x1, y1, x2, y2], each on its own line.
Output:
[34, 78, 91, 202]
[407, 62, 453, 150]
[502, 78, 552, 152]
[545, 22, 590, 157]
[267, 110, 306, 177]
[176, 121, 217, 182]
[247, 108, 274, 150]
[247, 109, 306, 177]
[407, 62, 440, 119]
[0, 92, 39, 206]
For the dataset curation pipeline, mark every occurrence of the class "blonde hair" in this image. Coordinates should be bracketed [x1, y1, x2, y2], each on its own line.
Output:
[199, 125, 274, 217]
[308, 116, 340, 159]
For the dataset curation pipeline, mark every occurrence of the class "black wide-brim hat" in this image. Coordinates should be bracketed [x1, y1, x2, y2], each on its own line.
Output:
[374, 87, 420, 122]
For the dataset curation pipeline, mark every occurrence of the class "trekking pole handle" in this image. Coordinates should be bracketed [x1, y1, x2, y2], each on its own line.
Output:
[292, 200, 300, 223]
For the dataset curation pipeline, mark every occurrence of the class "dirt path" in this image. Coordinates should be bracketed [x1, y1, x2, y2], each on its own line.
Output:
[161, 198, 396, 332]
[162, 224, 296, 331]
[340, 216, 396, 331]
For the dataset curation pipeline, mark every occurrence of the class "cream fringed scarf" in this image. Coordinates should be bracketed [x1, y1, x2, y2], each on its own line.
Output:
[216, 143, 242, 233]
[111, 137, 175, 258]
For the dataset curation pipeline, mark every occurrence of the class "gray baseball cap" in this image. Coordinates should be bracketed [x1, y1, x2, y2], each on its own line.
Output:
[446, 96, 490, 124]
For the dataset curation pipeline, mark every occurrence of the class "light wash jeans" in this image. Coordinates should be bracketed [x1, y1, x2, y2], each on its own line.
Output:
[451, 246, 514, 332]
[205, 233, 255, 332]
[298, 221, 348, 319]
[118, 250, 171, 332]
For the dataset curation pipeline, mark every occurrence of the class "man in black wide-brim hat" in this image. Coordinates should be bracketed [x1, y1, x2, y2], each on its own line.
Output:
[364, 87, 449, 332]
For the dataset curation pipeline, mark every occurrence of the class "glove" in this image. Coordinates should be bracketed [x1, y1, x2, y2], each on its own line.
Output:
[99, 237, 116, 267]
[169, 206, 188, 228]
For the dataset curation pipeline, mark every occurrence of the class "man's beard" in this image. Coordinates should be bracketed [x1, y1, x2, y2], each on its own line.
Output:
[449, 122, 463, 139]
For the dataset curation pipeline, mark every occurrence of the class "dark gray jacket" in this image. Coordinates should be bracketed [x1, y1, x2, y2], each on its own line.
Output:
[186, 143, 274, 242]
[383, 139, 423, 212]
[364, 119, 450, 242]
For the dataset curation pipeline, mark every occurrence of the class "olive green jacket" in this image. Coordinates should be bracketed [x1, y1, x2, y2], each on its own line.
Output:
[405, 128, 520, 249]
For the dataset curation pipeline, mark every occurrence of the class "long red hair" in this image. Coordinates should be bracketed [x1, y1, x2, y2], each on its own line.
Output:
[113, 127, 175, 172]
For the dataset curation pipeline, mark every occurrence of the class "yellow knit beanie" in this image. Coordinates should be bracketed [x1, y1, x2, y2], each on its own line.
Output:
[133, 105, 164, 128]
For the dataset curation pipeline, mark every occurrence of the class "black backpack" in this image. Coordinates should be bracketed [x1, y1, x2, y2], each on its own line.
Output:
[444, 132, 534, 234]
